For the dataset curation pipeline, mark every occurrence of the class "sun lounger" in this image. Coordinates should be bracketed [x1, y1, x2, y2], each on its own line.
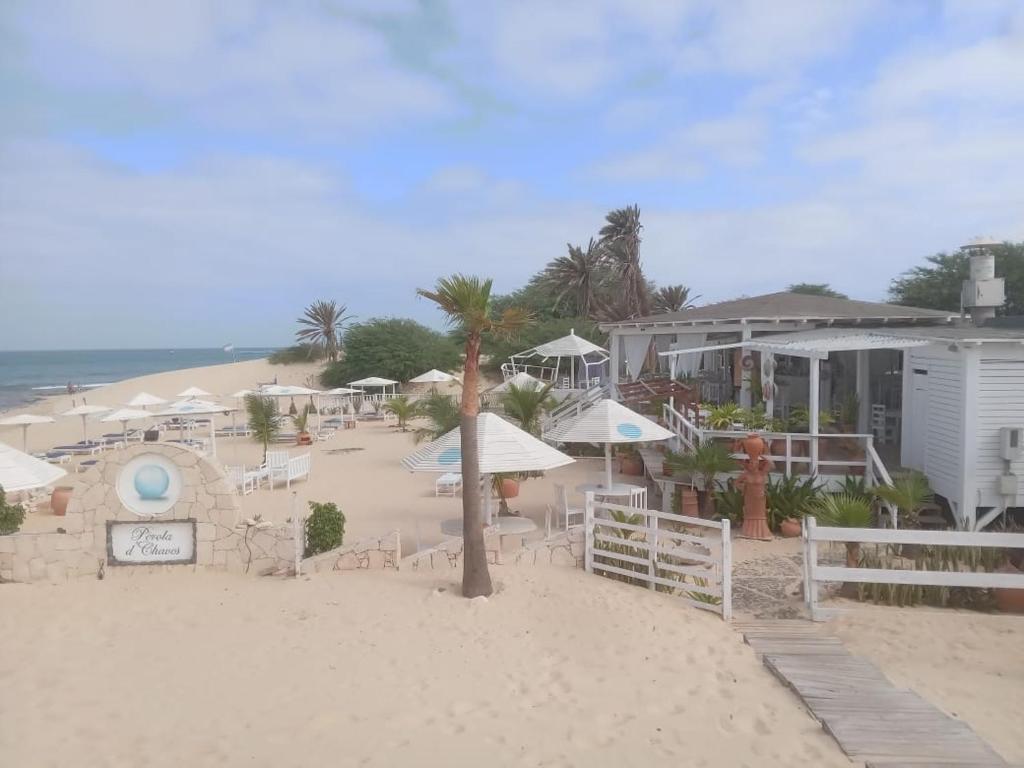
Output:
[435, 473, 462, 497]
[53, 442, 104, 456]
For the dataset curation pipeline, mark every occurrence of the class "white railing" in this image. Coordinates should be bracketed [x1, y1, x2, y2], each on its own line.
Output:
[802, 516, 1024, 620]
[501, 361, 556, 382]
[584, 493, 732, 620]
[662, 403, 700, 452]
[542, 384, 608, 433]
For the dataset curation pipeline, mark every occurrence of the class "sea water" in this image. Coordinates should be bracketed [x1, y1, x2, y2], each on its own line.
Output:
[0, 348, 276, 411]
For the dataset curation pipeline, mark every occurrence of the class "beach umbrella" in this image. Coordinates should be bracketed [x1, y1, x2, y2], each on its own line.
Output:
[543, 399, 673, 489]
[61, 404, 111, 442]
[0, 413, 55, 452]
[154, 399, 234, 457]
[323, 387, 362, 395]
[403, 412, 574, 524]
[229, 389, 254, 399]
[126, 392, 167, 409]
[409, 369, 459, 384]
[177, 386, 212, 398]
[228, 390, 255, 434]
[101, 408, 154, 441]
[0, 441, 67, 493]
[487, 371, 545, 394]
[259, 384, 323, 429]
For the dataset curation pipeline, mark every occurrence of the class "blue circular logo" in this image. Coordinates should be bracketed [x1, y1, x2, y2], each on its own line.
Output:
[438, 447, 462, 465]
[134, 464, 170, 500]
[616, 423, 642, 439]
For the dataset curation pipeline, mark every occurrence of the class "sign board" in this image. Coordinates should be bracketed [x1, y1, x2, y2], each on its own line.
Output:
[107, 520, 197, 566]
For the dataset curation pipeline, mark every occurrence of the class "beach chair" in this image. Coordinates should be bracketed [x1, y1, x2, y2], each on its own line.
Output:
[265, 450, 290, 487]
[225, 465, 258, 496]
[555, 483, 584, 529]
[435, 473, 462, 497]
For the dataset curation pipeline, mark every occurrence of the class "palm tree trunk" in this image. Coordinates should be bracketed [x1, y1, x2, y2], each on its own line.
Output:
[841, 542, 860, 598]
[460, 334, 493, 598]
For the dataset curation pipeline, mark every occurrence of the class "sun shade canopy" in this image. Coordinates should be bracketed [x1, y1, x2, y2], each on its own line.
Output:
[513, 331, 608, 360]
[544, 399, 673, 444]
[155, 399, 233, 416]
[409, 369, 458, 384]
[258, 385, 321, 396]
[0, 441, 67, 492]
[126, 392, 167, 407]
[177, 386, 212, 398]
[402, 412, 574, 474]
[101, 408, 155, 422]
[487, 372, 545, 394]
[348, 377, 399, 387]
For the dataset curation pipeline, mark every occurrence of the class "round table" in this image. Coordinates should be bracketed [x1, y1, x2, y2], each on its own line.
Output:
[575, 482, 645, 498]
[440, 516, 538, 538]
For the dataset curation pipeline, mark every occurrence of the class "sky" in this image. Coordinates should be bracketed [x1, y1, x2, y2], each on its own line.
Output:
[1, 0, 1023, 350]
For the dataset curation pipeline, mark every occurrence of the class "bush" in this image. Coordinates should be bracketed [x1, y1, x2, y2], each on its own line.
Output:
[269, 344, 325, 365]
[0, 486, 26, 535]
[321, 318, 461, 387]
[304, 501, 345, 557]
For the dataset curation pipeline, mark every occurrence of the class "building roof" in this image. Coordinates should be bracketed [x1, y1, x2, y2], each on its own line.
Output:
[601, 291, 958, 330]
[880, 326, 1024, 344]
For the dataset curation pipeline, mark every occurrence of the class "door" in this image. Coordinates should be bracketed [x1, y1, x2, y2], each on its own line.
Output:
[905, 369, 929, 470]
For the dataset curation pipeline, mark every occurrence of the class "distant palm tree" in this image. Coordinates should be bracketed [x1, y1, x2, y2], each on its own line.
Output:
[875, 471, 932, 528]
[786, 283, 848, 299]
[599, 205, 649, 318]
[417, 275, 531, 598]
[296, 300, 352, 362]
[413, 392, 461, 443]
[383, 395, 420, 432]
[245, 394, 280, 462]
[500, 382, 554, 436]
[810, 493, 873, 595]
[653, 284, 700, 313]
[543, 238, 606, 319]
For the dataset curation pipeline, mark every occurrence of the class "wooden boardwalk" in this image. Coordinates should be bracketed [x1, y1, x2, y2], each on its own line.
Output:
[738, 620, 1014, 767]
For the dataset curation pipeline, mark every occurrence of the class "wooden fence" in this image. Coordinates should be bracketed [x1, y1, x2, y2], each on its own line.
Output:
[583, 492, 732, 620]
[802, 515, 1024, 620]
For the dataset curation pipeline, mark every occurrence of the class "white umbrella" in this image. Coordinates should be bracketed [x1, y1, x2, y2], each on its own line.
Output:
[229, 389, 255, 399]
[0, 441, 67, 493]
[543, 399, 673, 489]
[177, 386, 212, 398]
[61, 404, 111, 443]
[403, 412, 574, 524]
[487, 372, 545, 394]
[409, 369, 459, 384]
[101, 408, 154, 441]
[259, 384, 322, 430]
[154, 399, 234, 457]
[0, 413, 55, 451]
[348, 376, 398, 388]
[323, 387, 363, 395]
[126, 392, 167, 409]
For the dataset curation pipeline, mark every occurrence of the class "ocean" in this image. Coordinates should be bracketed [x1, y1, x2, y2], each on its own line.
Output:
[0, 348, 276, 411]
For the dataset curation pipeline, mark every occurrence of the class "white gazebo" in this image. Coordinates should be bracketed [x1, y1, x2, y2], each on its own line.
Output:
[0, 414, 56, 452]
[348, 377, 399, 399]
[402, 412, 574, 524]
[506, 330, 609, 390]
[544, 399, 673, 489]
[61, 404, 111, 443]
[0, 441, 67, 493]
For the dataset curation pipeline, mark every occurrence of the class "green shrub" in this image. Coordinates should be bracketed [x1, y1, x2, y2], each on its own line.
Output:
[321, 318, 461, 386]
[269, 344, 325, 365]
[304, 501, 346, 556]
[0, 486, 26, 535]
[765, 474, 821, 531]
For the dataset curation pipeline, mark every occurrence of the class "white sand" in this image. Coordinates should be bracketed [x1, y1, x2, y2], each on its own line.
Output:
[830, 605, 1024, 763]
[0, 567, 848, 768]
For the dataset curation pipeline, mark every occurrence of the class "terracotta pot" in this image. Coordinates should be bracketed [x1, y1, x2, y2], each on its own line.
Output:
[50, 486, 73, 516]
[620, 456, 644, 476]
[500, 478, 520, 499]
[993, 564, 1024, 614]
[679, 488, 699, 518]
[296, 432, 313, 446]
[779, 517, 802, 538]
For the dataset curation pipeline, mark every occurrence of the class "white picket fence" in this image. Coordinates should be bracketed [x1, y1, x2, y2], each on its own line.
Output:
[803, 515, 1024, 620]
[583, 493, 732, 620]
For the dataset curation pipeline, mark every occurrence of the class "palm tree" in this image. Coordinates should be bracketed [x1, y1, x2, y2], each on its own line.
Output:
[599, 205, 649, 318]
[787, 283, 848, 299]
[875, 471, 932, 528]
[383, 395, 420, 432]
[295, 300, 352, 362]
[413, 392, 461, 444]
[500, 382, 554, 436]
[245, 394, 280, 462]
[542, 239, 606, 318]
[653, 284, 700, 313]
[810, 493, 873, 596]
[667, 439, 737, 517]
[417, 275, 531, 598]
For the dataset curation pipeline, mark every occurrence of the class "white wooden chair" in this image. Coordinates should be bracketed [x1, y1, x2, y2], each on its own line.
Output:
[628, 486, 648, 510]
[436, 473, 462, 497]
[225, 465, 257, 496]
[265, 450, 290, 487]
[555, 483, 584, 529]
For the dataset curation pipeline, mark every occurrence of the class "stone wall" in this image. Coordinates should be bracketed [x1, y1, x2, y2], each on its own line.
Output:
[303, 530, 401, 574]
[403, 527, 585, 571]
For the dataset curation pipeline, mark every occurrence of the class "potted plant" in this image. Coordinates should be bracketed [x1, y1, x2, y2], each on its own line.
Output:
[706, 402, 743, 430]
[666, 439, 737, 518]
[993, 555, 1024, 614]
[50, 485, 74, 516]
[807, 493, 873, 597]
[766, 474, 821, 535]
[0, 487, 26, 534]
[617, 444, 644, 476]
[492, 473, 519, 512]
[293, 406, 313, 446]
[874, 471, 932, 530]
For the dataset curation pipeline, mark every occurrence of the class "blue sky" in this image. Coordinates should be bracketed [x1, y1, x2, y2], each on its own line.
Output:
[1, 0, 1022, 349]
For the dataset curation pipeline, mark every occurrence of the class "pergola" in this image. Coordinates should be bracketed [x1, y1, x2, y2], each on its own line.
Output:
[508, 330, 609, 389]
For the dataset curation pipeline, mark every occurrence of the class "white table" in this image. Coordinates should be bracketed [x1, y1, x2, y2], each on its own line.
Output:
[575, 482, 645, 498]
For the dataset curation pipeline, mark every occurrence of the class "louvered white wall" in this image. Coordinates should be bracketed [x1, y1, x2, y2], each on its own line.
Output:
[975, 356, 1024, 505]
[903, 347, 964, 503]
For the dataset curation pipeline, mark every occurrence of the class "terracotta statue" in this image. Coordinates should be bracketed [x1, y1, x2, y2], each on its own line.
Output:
[735, 433, 774, 540]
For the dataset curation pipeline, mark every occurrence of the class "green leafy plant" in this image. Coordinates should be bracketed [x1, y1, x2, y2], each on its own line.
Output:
[304, 501, 346, 557]
[787, 404, 834, 433]
[834, 393, 860, 431]
[500, 382, 555, 436]
[0, 486, 26, 535]
[808, 493, 873, 595]
[245, 394, 281, 462]
[713, 479, 744, 525]
[840, 475, 872, 503]
[683, 575, 722, 606]
[269, 343, 325, 365]
[296, 300, 352, 362]
[292, 406, 310, 434]
[739, 405, 767, 430]
[383, 395, 421, 431]
[875, 471, 932, 529]
[413, 392, 461, 444]
[706, 402, 743, 430]
[765, 474, 821, 531]
[666, 439, 737, 517]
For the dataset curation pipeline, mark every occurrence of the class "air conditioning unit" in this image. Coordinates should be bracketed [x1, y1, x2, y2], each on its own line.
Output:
[999, 427, 1024, 461]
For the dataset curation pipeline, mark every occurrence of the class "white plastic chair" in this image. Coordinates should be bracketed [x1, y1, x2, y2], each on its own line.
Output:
[265, 450, 290, 488]
[436, 473, 462, 497]
[555, 483, 584, 529]
[225, 465, 257, 496]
